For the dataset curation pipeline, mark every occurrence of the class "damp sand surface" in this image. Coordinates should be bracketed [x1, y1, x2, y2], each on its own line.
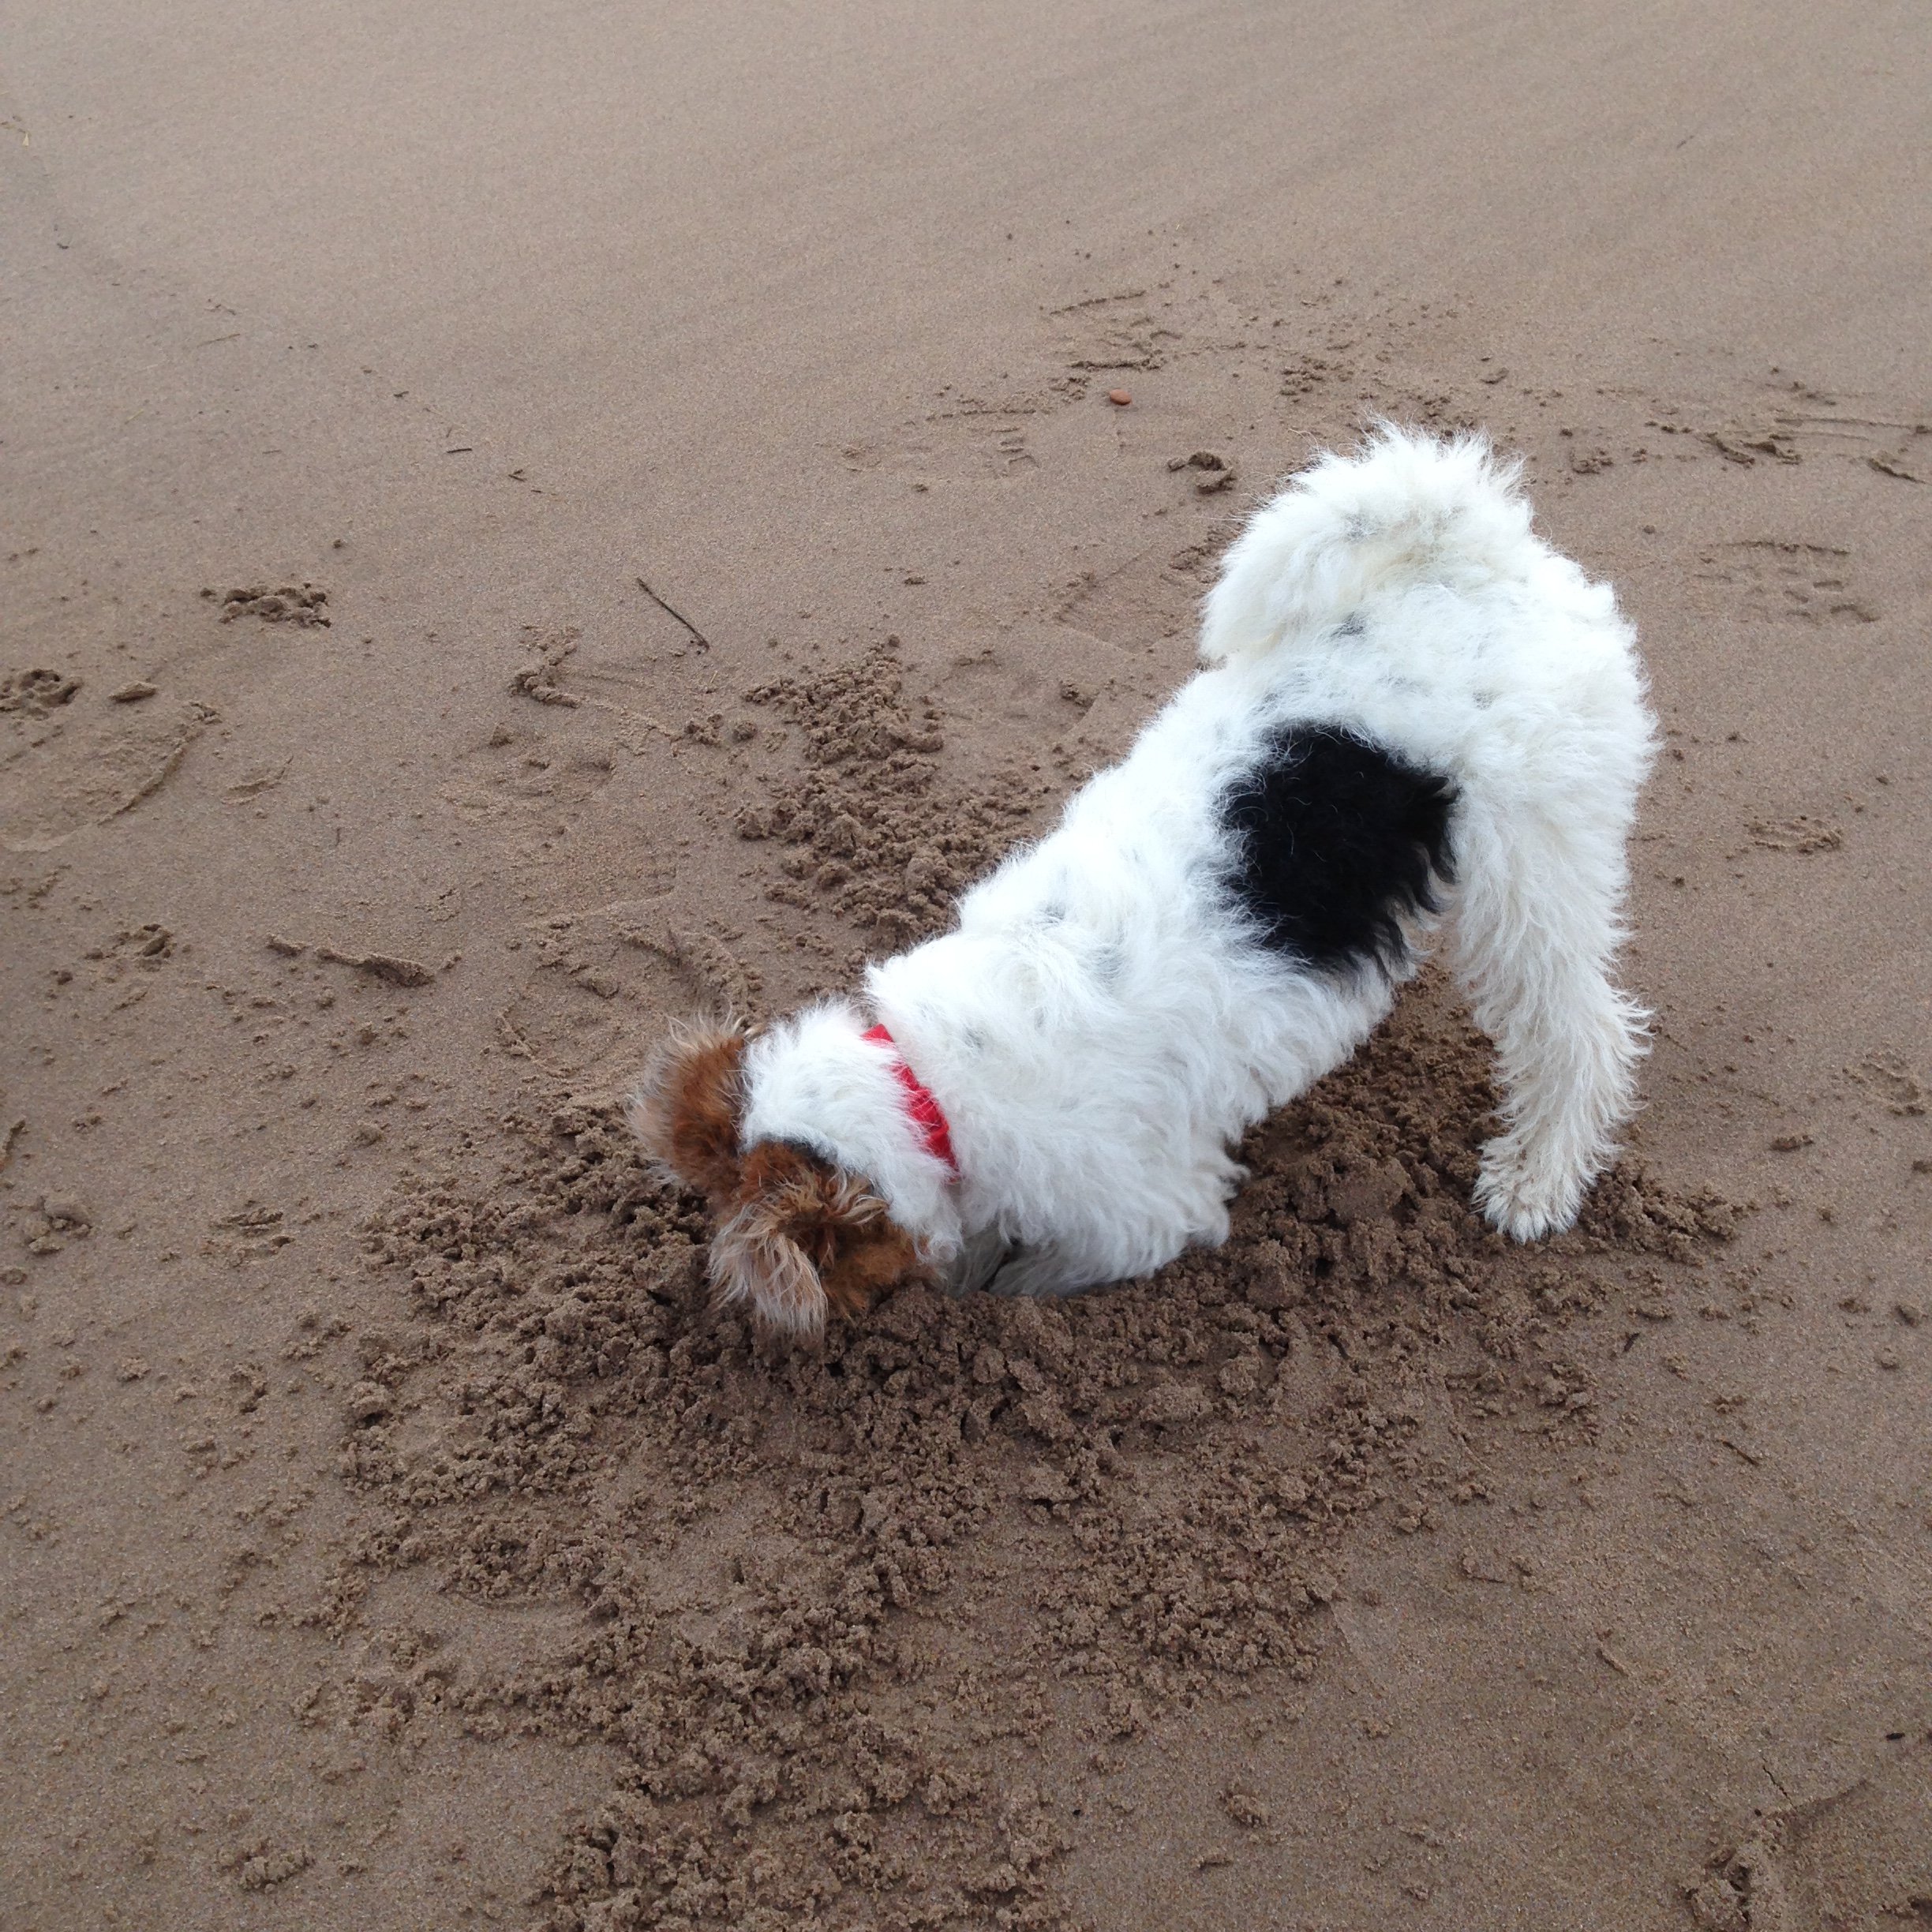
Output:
[3, 4, 1931, 1927]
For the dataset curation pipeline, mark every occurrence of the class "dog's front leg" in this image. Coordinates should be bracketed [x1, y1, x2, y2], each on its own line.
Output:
[985, 1244, 1083, 1299]
[946, 1224, 1016, 1296]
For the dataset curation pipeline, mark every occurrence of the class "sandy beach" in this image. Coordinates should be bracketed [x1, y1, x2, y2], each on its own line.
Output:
[3, 3, 1929, 1926]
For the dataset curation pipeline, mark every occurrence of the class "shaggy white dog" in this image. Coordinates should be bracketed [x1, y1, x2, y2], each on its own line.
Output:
[632, 427, 1657, 1334]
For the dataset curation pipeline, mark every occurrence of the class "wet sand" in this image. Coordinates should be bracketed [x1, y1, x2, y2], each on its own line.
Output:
[3, 3, 1929, 1926]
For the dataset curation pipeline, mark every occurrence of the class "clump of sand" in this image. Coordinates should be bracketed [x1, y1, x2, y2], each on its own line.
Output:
[340, 924, 1738, 1929]
[735, 641, 1043, 956]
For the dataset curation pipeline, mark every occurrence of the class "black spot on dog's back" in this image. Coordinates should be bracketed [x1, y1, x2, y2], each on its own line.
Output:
[1219, 725, 1455, 974]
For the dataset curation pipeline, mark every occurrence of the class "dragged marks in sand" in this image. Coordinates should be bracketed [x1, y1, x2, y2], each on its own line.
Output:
[502, 633, 676, 753]
[0, 666, 83, 716]
[1051, 287, 1182, 376]
[1054, 537, 1226, 655]
[844, 286, 1926, 601]
[1845, 1052, 1926, 1120]
[494, 911, 762, 1082]
[1693, 540, 1879, 627]
[841, 416, 1043, 484]
[507, 624, 691, 745]
[1746, 814, 1844, 856]
[106, 704, 215, 818]
[931, 641, 1166, 790]
[839, 276, 1403, 496]
[223, 756, 292, 803]
[1690, 1735, 1932, 1931]
[1731, 770, 1895, 871]
[1698, 377, 1932, 481]
[620, 921, 763, 1017]
[834, 286, 1209, 483]
[436, 634, 652, 857]
[1045, 280, 1380, 400]
[0, 695, 215, 852]
[837, 275, 1888, 681]
[327, 978, 1740, 1932]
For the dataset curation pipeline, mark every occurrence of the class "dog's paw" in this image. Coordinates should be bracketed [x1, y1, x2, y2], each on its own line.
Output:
[1473, 1139, 1583, 1242]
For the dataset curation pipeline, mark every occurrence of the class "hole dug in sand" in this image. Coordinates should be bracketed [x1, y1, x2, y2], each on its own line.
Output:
[335, 977, 1741, 1930]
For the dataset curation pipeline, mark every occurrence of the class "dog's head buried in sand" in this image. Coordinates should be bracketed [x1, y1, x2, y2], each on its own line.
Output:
[629, 1014, 945, 1334]
[630, 426, 1657, 1338]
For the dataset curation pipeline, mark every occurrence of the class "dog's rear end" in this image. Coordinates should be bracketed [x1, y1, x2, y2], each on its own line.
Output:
[1202, 425, 1657, 1237]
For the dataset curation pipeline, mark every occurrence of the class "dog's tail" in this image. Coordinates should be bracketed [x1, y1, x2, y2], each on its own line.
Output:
[1199, 425, 1534, 668]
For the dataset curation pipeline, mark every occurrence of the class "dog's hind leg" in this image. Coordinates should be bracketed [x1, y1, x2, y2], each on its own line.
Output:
[1447, 786, 1649, 1239]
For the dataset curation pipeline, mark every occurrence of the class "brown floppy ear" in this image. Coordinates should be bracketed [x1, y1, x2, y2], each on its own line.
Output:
[627, 1018, 749, 1198]
[711, 1143, 926, 1336]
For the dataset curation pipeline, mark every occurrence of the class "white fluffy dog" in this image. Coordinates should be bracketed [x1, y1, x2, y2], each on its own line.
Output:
[632, 427, 1656, 1334]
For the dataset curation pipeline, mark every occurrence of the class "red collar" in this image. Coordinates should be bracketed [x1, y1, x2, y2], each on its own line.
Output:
[862, 1024, 959, 1176]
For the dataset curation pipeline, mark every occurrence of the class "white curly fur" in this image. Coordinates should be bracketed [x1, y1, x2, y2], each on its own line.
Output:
[689, 426, 1656, 1299]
